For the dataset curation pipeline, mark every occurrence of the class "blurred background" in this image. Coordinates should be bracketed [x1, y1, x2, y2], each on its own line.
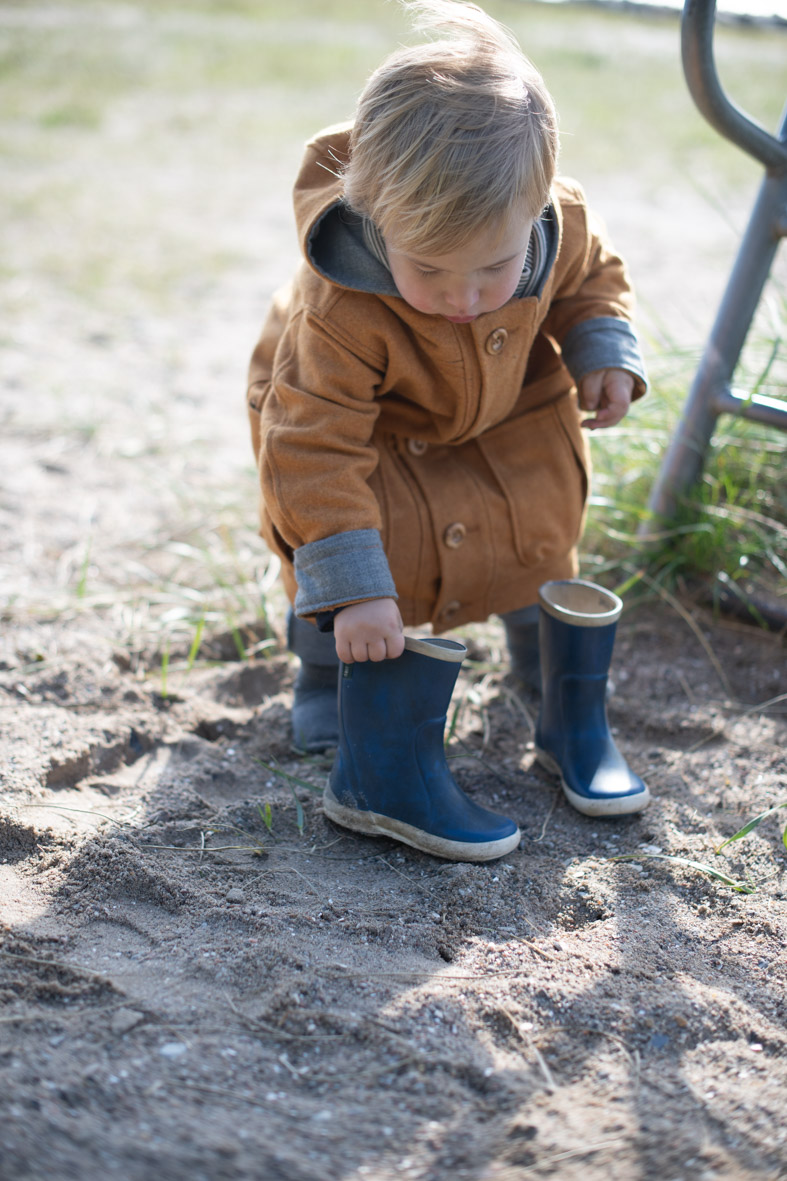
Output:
[1, 0, 785, 659]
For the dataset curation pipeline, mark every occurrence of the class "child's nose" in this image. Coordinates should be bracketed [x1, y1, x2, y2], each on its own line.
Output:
[445, 280, 479, 313]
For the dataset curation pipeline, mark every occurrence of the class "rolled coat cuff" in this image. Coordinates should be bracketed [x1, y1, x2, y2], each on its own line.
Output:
[293, 528, 398, 618]
[561, 316, 648, 398]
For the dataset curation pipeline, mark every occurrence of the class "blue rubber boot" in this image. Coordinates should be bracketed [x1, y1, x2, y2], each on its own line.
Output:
[535, 580, 650, 817]
[287, 611, 339, 754]
[323, 636, 521, 861]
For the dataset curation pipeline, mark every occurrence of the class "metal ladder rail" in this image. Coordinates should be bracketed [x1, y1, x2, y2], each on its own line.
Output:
[642, 0, 787, 530]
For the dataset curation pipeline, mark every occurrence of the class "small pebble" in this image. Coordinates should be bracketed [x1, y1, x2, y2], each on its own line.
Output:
[159, 1042, 187, 1058]
[111, 1008, 143, 1036]
[226, 888, 245, 904]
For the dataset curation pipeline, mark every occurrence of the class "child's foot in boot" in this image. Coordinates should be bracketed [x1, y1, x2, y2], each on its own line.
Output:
[534, 579, 648, 816]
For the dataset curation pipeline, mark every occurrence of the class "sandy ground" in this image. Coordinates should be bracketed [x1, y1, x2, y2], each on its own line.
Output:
[2, 3, 787, 1179]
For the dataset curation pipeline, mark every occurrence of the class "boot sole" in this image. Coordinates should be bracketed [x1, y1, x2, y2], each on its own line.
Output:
[535, 748, 651, 817]
[322, 785, 521, 862]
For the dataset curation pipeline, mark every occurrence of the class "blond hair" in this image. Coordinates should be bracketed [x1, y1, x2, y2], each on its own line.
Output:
[342, 0, 559, 254]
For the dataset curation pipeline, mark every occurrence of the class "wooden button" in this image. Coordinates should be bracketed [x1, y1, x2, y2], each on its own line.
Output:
[407, 438, 428, 456]
[443, 522, 467, 549]
[485, 328, 508, 355]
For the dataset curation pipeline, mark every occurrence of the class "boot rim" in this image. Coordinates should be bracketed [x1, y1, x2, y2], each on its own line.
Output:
[539, 579, 622, 627]
[404, 635, 466, 663]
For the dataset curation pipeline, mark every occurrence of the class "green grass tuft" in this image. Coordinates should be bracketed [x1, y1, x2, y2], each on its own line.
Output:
[582, 291, 786, 618]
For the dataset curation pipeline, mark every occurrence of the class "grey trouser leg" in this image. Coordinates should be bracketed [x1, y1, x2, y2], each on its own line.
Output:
[287, 610, 340, 754]
[500, 603, 541, 694]
[287, 610, 340, 668]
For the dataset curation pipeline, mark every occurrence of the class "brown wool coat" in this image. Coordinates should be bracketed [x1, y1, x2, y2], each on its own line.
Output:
[247, 125, 644, 632]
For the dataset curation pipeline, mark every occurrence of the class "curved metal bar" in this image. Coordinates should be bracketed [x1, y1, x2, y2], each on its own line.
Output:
[642, 0, 787, 565]
[682, 0, 787, 173]
[642, 164, 787, 530]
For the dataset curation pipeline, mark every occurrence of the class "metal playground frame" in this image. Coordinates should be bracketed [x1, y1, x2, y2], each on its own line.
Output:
[643, 0, 787, 529]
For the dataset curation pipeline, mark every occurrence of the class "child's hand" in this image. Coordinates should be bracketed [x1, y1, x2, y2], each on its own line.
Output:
[334, 597, 405, 664]
[578, 368, 634, 430]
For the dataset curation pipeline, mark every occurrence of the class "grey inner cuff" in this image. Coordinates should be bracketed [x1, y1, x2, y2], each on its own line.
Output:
[293, 527, 397, 617]
[561, 316, 648, 391]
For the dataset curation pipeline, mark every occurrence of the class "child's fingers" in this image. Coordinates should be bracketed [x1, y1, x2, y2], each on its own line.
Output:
[333, 597, 404, 662]
[582, 401, 627, 429]
[346, 632, 405, 662]
[579, 368, 633, 429]
[386, 631, 406, 660]
[334, 628, 405, 663]
[578, 371, 604, 411]
[335, 636, 353, 663]
[582, 406, 620, 430]
[353, 637, 389, 663]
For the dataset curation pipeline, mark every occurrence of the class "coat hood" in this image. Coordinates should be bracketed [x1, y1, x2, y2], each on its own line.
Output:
[292, 122, 400, 297]
[291, 122, 558, 301]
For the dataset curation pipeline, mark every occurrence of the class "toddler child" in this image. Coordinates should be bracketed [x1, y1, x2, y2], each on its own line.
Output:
[247, 0, 650, 859]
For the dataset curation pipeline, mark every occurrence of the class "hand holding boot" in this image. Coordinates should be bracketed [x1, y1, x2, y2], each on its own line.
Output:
[334, 597, 405, 664]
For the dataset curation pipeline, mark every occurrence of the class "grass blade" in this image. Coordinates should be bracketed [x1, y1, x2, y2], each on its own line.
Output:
[160, 641, 170, 700]
[258, 802, 274, 834]
[253, 759, 324, 795]
[715, 801, 787, 854]
[609, 852, 756, 894]
[186, 616, 206, 671]
[292, 791, 306, 835]
[76, 535, 93, 599]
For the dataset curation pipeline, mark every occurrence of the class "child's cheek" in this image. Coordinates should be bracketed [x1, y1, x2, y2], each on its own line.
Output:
[400, 279, 433, 314]
[498, 273, 522, 306]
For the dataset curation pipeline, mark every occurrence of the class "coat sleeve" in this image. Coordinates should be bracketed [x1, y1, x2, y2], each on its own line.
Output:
[247, 284, 399, 616]
[542, 183, 648, 398]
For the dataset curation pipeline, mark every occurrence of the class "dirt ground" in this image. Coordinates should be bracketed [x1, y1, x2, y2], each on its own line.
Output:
[2, 3, 787, 1179]
[2, 598, 786, 1181]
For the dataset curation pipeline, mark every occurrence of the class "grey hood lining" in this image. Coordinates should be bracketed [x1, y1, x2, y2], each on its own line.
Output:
[306, 201, 558, 301]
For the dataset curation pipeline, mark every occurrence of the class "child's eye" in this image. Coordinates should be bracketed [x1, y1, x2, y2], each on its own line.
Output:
[488, 264, 509, 273]
[415, 267, 437, 277]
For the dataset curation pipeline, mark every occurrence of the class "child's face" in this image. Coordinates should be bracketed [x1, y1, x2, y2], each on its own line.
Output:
[385, 216, 533, 323]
